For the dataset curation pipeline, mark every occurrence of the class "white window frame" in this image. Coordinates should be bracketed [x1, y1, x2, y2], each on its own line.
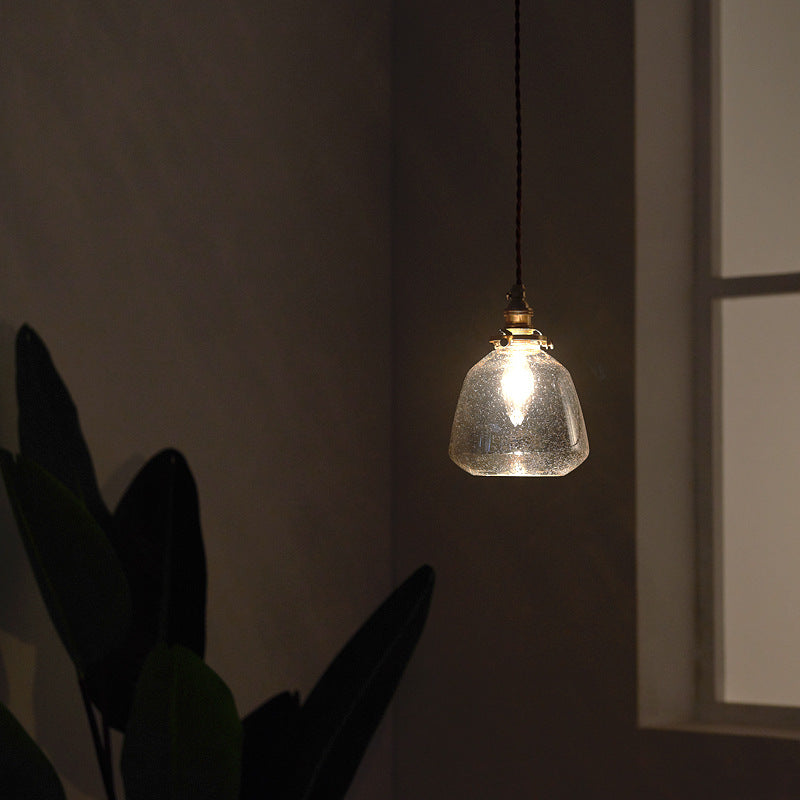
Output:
[694, 0, 800, 730]
[637, 0, 800, 736]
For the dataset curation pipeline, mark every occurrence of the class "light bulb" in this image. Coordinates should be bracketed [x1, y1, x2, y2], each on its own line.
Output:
[449, 338, 588, 477]
[500, 348, 536, 426]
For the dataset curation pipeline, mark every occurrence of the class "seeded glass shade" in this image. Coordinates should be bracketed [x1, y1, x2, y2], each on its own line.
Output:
[449, 340, 588, 476]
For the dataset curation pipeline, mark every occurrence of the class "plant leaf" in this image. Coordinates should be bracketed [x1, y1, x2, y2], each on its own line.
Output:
[84, 449, 207, 730]
[292, 565, 435, 800]
[15, 324, 111, 530]
[0, 701, 66, 800]
[121, 643, 242, 800]
[240, 691, 301, 800]
[0, 451, 132, 676]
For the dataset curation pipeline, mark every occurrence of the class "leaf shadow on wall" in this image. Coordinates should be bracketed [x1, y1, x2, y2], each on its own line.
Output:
[0, 321, 102, 798]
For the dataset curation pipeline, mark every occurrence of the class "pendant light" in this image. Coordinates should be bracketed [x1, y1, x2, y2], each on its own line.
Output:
[448, 0, 588, 477]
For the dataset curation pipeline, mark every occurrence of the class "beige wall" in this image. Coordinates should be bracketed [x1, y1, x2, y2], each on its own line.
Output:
[392, 0, 637, 796]
[0, 3, 392, 799]
[6, 2, 800, 799]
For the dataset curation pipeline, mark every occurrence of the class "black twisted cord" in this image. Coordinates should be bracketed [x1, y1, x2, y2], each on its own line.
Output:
[514, 0, 523, 287]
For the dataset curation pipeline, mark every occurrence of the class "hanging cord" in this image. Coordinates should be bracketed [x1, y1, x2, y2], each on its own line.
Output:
[514, 0, 523, 287]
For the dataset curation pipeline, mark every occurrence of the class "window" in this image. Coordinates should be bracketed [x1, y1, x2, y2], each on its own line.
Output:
[695, 0, 800, 726]
[637, 0, 800, 734]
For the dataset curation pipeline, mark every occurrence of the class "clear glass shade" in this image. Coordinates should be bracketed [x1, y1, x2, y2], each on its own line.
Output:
[449, 340, 589, 476]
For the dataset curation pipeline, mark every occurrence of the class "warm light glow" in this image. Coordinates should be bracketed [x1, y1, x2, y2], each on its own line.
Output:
[500, 349, 536, 426]
[449, 339, 588, 476]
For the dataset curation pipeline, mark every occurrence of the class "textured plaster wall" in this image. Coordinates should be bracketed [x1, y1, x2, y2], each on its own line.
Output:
[392, 1, 637, 796]
[0, 3, 392, 799]
[9, 2, 800, 799]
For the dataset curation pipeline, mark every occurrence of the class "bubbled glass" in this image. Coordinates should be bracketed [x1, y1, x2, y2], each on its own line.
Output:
[449, 340, 588, 476]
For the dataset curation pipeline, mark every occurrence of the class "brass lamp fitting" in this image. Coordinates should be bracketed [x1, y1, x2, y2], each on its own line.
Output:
[490, 282, 553, 348]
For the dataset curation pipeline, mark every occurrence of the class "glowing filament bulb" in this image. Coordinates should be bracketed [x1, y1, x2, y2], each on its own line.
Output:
[449, 336, 589, 476]
[500, 349, 536, 426]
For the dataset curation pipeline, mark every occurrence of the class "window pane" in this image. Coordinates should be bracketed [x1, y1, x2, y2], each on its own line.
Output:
[719, 1, 800, 277]
[717, 293, 800, 705]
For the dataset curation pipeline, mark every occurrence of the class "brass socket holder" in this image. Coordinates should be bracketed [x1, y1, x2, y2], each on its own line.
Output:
[489, 282, 553, 348]
[490, 327, 552, 348]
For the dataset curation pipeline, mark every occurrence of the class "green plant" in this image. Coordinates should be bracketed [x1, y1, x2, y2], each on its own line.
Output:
[0, 325, 434, 800]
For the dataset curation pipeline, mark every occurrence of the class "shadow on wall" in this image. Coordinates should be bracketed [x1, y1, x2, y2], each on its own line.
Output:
[0, 321, 105, 798]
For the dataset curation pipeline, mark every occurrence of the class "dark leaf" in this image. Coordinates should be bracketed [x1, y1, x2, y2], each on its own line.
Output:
[0, 451, 131, 676]
[15, 324, 111, 530]
[293, 565, 435, 800]
[240, 691, 301, 800]
[85, 449, 207, 730]
[0, 701, 66, 799]
[121, 643, 242, 800]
